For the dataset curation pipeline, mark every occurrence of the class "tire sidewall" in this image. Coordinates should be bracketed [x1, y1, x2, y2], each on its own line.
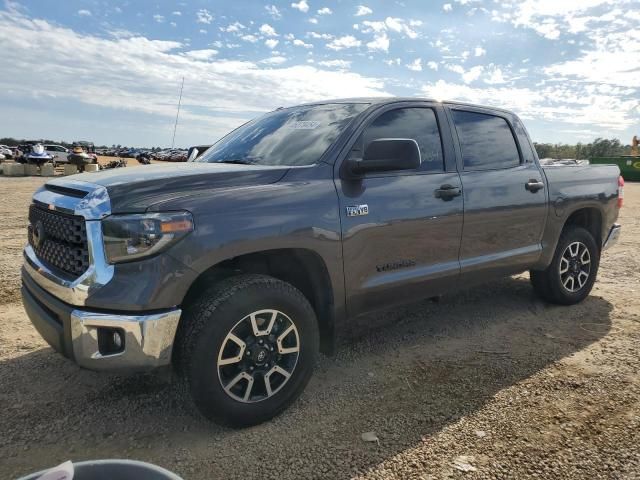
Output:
[186, 278, 318, 426]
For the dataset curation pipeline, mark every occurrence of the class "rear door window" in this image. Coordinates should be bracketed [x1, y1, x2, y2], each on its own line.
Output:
[359, 107, 444, 172]
[452, 110, 520, 170]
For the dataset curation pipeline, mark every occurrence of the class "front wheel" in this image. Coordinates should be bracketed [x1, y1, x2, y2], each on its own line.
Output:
[179, 274, 319, 427]
[530, 226, 600, 305]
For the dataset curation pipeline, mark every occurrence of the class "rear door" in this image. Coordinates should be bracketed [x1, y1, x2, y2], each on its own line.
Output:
[336, 102, 464, 317]
[447, 107, 547, 281]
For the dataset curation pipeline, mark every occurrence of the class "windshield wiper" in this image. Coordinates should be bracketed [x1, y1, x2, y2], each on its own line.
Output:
[215, 158, 260, 165]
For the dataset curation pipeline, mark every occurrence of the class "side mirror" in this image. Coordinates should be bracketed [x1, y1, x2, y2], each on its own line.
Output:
[348, 138, 421, 175]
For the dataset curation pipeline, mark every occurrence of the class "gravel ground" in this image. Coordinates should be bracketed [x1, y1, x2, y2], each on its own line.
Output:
[0, 172, 638, 479]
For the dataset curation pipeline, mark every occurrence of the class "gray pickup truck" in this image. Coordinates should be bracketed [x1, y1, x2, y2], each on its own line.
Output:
[22, 98, 622, 426]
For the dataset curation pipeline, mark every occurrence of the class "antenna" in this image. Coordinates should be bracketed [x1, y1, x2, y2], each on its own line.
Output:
[171, 77, 185, 149]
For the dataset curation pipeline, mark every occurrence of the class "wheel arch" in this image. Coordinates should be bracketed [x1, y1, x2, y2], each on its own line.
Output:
[562, 206, 603, 250]
[177, 248, 336, 356]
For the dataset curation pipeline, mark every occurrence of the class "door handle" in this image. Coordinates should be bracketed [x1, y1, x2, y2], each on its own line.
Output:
[435, 184, 462, 200]
[525, 179, 544, 192]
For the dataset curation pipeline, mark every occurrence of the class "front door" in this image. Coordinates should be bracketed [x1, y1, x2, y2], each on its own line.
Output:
[335, 103, 464, 317]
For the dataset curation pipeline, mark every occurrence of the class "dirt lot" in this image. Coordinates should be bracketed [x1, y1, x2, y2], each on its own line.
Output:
[0, 171, 638, 479]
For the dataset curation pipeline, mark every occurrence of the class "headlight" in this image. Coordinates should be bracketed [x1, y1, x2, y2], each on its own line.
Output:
[102, 211, 194, 264]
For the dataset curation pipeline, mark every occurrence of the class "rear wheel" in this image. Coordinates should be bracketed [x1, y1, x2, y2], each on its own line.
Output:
[530, 226, 599, 305]
[179, 274, 319, 427]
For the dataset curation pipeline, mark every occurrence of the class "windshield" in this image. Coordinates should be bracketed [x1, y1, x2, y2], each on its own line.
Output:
[196, 103, 369, 167]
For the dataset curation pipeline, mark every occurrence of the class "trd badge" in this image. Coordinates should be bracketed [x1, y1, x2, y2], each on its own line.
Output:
[346, 204, 369, 217]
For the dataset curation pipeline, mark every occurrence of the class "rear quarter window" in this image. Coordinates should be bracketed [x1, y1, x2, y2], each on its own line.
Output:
[452, 110, 521, 171]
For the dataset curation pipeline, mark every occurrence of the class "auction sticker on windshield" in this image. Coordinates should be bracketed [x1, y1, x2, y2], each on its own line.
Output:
[286, 121, 321, 129]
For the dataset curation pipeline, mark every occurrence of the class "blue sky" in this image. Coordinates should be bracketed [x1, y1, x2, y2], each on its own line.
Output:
[0, 0, 638, 147]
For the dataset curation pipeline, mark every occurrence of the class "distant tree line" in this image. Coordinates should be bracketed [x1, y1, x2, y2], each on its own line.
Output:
[533, 138, 631, 160]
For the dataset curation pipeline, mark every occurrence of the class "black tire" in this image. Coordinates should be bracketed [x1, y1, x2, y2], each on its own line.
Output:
[179, 274, 319, 427]
[530, 226, 600, 305]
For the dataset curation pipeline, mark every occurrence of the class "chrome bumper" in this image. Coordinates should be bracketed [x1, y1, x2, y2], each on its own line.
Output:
[22, 267, 181, 372]
[70, 309, 181, 371]
[603, 223, 621, 251]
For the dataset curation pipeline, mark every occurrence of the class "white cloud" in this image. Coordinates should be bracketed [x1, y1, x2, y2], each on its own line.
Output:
[423, 79, 535, 107]
[291, 0, 310, 13]
[261, 56, 288, 65]
[308, 17, 318, 24]
[0, 8, 391, 147]
[445, 63, 485, 83]
[317, 7, 333, 15]
[182, 49, 219, 61]
[77, 9, 91, 17]
[484, 67, 506, 84]
[265, 5, 282, 19]
[491, 0, 620, 40]
[327, 35, 362, 50]
[170, 21, 177, 27]
[221, 22, 245, 33]
[361, 20, 386, 33]
[265, 38, 279, 49]
[259, 23, 278, 37]
[308, 31, 333, 39]
[196, 9, 213, 24]
[360, 17, 419, 39]
[421, 79, 637, 131]
[366, 33, 389, 52]
[153, 14, 165, 23]
[318, 59, 351, 69]
[355, 5, 373, 16]
[544, 28, 640, 88]
[293, 39, 313, 48]
[462, 65, 483, 83]
[406, 58, 422, 71]
[172, 11, 182, 16]
[443, 4, 452, 12]
[3, 0, 637, 146]
[384, 17, 419, 38]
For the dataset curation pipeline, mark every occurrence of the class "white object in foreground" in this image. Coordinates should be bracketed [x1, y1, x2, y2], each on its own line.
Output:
[36, 460, 74, 480]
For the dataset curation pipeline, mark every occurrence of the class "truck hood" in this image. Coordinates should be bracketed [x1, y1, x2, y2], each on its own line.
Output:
[47, 162, 290, 213]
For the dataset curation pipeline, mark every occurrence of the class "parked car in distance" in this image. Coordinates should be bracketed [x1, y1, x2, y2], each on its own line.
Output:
[169, 150, 187, 162]
[22, 98, 622, 428]
[44, 144, 70, 164]
[0, 144, 13, 158]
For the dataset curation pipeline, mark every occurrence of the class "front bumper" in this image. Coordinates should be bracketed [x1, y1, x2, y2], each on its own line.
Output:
[22, 268, 180, 372]
[603, 223, 621, 250]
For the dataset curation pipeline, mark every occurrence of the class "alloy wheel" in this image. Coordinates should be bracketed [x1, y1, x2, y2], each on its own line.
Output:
[559, 241, 591, 293]
[217, 309, 300, 403]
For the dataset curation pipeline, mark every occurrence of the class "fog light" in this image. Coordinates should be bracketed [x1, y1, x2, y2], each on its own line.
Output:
[113, 331, 123, 349]
[97, 328, 125, 355]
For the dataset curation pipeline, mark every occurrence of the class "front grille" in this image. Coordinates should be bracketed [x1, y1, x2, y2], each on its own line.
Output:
[28, 204, 89, 278]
